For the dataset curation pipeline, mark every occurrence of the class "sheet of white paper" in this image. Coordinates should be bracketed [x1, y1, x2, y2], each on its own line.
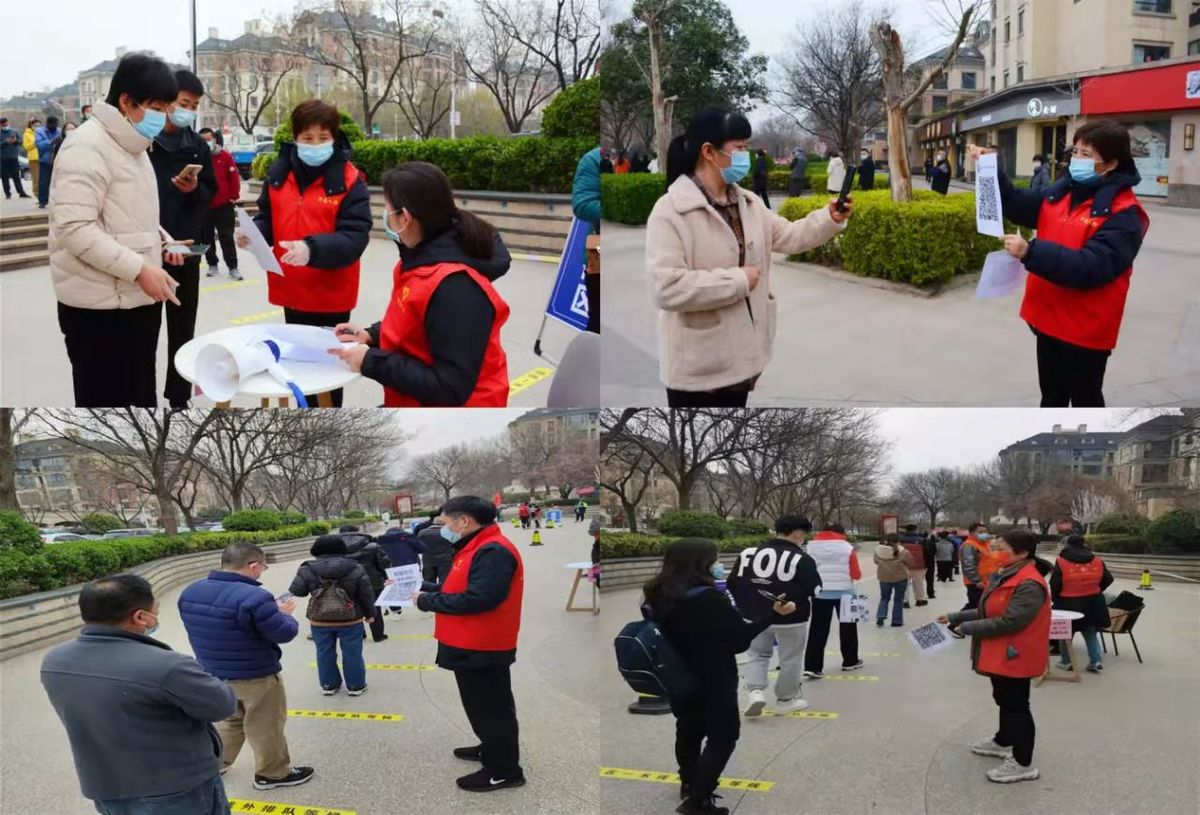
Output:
[975, 152, 1004, 237]
[236, 207, 283, 276]
[377, 564, 423, 608]
[975, 250, 1026, 299]
[257, 326, 347, 363]
[907, 622, 956, 655]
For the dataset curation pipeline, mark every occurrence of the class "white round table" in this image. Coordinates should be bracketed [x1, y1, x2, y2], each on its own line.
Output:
[564, 561, 599, 614]
[175, 324, 362, 407]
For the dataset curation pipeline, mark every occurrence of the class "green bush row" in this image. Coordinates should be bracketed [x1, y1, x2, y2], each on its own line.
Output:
[1094, 512, 1151, 536]
[1084, 534, 1150, 554]
[599, 532, 774, 559]
[253, 135, 595, 194]
[0, 522, 332, 600]
[740, 167, 889, 194]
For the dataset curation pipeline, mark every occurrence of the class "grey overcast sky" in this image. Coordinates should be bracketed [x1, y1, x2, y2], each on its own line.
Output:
[394, 408, 522, 458]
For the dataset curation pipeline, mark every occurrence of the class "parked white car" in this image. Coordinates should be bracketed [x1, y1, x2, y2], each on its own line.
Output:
[99, 529, 157, 540]
[41, 532, 91, 544]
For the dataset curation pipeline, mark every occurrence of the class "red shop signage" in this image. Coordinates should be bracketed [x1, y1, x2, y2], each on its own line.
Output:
[1081, 61, 1200, 115]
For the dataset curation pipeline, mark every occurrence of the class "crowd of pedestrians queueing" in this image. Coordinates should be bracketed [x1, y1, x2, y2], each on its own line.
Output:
[40, 496, 527, 814]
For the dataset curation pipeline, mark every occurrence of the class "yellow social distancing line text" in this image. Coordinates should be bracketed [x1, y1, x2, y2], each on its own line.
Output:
[600, 767, 774, 792]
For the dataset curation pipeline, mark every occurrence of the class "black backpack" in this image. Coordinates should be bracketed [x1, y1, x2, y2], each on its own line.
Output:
[614, 586, 709, 699]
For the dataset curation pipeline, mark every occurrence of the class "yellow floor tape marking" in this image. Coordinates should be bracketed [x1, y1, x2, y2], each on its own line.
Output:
[508, 367, 554, 396]
[600, 767, 774, 792]
[230, 309, 284, 325]
[287, 709, 402, 722]
[509, 252, 559, 264]
[826, 650, 900, 657]
[305, 661, 437, 671]
[766, 671, 879, 681]
[229, 798, 357, 814]
[202, 278, 261, 294]
[759, 710, 840, 719]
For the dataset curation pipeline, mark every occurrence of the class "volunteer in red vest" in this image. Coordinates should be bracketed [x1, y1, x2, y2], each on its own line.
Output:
[972, 121, 1149, 408]
[412, 495, 525, 792]
[241, 100, 371, 407]
[1050, 534, 1114, 673]
[939, 530, 1051, 785]
[331, 161, 512, 406]
[949, 522, 998, 638]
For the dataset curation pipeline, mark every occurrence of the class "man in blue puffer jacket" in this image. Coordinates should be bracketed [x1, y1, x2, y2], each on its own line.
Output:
[179, 541, 314, 792]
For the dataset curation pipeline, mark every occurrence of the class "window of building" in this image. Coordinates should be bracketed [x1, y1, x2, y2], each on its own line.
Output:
[15, 474, 38, 490]
[961, 71, 977, 90]
[933, 95, 948, 111]
[1017, 65, 1024, 82]
[1054, 437, 1067, 444]
[1133, 0, 1171, 13]
[1142, 463, 1169, 483]
[1188, 39, 1200, 55]
[1003, 70, 1010, 87]
[991, 76, 996, 92]
[933, 74, 949, 90]
[1018, 8, 1025, 34]
[1004, 18, 1011, 42]
[1133, 42, 1172, 62]
[43, 473, 68, 487]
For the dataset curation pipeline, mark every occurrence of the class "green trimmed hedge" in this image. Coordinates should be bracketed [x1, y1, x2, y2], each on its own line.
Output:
[1084, 534, 1150, 554]
[541, 77, 599, 138]
[601, 173, 667, 224]
[0, 522, 332, 600]
[728, 518, 771, 536]
[741, 166, 889, 194]
[253, 136, 594, 194]
[657, 511, 730, 540]
[79, 512, 124, 535]
[1146, 510, 1200, 553]
[223, 509, 283, 532]
[778, 189, 1009, 287]
[1094, 512, 1151, 537]
[0, 511, 42, 555]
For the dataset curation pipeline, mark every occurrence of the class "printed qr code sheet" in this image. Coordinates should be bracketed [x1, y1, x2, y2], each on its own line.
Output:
[908, 622, 956, 655]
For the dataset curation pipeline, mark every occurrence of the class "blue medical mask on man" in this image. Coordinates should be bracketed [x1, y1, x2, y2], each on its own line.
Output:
[717, 147, 751, 184]
[297, 141, 335, 167]
[710, 562, 728, 580]
[440, 519, 468, 545]
[170, 107, 196, 129]
[130, 106, 166, 140]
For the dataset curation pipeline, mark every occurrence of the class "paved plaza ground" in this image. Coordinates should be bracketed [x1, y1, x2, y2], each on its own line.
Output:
[601, 192, 1200, 407]
[597, 543, 1200, 815]
[0, 226, 578, 408]
[0, 523, 603, 814]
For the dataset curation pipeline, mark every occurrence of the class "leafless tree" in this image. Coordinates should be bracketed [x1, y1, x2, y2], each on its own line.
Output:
[983, 454, 1046, 527]
[476, 0, 602, 91]
[893, 466, 970, 528]
[392, 42, 455, 138]
[458, 2, 558, 133]
[408, 444, 472, 502]
[772, 0, 885, 161]
[871, 0, 982, 201]
[632, 0, 680, 167]
[0, 408, 35, 512]
[599, 437, 655, 533]
[205, 46, 305, 133]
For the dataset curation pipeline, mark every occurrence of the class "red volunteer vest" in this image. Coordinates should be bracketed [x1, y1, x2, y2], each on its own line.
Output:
[434, 525, 523, 651]
[266, 162, 363, 313]
[976, 561, 1051, 678]
[1058, 556, 1104, 598]
[378, 259, 510, 407]
[962, 537, 998, 586]
[900, 542, 925, 570]
[1021, 188, 1148, 351]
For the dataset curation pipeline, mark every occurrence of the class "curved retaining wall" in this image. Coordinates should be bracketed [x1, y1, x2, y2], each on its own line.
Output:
[0, 536, 319, 661]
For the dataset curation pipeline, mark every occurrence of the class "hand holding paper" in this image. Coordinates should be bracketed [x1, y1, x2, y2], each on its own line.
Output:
[975, 152, 1005, 238]
[976, 250, 1026, 299]
[235, 207, 283, 275]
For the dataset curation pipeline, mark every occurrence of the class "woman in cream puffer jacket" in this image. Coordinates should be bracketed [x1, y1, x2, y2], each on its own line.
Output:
[50, 57, 185, 407]
[645, 107, 852, 406]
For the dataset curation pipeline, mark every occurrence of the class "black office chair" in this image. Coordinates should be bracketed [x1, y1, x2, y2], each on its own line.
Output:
[1100, 591, 1145, 664]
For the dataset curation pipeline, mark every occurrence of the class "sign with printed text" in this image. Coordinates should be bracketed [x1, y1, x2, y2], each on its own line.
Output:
[229, 798, 357, 814]
[1049, 616, 1073, 639]
[545, 217, 592, 332]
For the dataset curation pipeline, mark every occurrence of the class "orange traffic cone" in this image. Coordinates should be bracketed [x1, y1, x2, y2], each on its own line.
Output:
[530, 530, 543, 546]
[1138, 569, 1153, 591]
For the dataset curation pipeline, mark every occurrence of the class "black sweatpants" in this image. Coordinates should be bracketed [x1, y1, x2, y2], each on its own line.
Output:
[454, 665, 522, 778]
[936, 561, 954, 582]
[990, 675, 1035, 766]
[925, 561, 936, 597]
[1035, 331, 1110, 407]
[203, 203, 238, 270]
[670, 690, 739, 799]
[962, 583, 983, 612]
[422, 560, 451, 586]
[284, 307, 352, 407]
[1, 157, 27, 197]
[752, 183, 770, 209]
[58, 301, 161, 407]
[367, 605, 386, 641]
[666, 387, 749, 408]
[804, 596, 859, 672]
[164, 257, 201, 407]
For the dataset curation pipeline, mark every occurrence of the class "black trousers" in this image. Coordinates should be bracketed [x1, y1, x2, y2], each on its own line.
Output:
[1, 157, 26, 197]
[37, 161, 52, 205]
[58, 302, 161, 407]
[804, 596, 859, 672]
[962, 583, 983, 612]
[752, 183, 770, 209]
[203, 203, 238, 270]
[284, 307, 352, 407]
[454, 665, 522, 778]
[367, 605, 386, 640]
[990, 675, 1035, 766]
[422, 560, 451, 585]
[925, 562, 936, 597]
[666, 387, 749, 408]
[164, 257, 201, 407]
[1035, 331, 1110, 407]
[936, 561, 955, 582]
[585, 272, 600, 334]
[670, 690, 739, 799]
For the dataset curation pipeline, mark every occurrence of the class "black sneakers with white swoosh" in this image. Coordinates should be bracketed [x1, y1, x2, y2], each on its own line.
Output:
[455, 767, 527, 792]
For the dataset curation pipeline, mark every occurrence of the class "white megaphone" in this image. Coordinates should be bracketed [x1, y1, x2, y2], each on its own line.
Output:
[195, 339, 308, 406]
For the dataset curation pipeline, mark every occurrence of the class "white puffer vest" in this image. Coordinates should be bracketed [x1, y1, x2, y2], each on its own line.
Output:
[807, 538, 854, 594]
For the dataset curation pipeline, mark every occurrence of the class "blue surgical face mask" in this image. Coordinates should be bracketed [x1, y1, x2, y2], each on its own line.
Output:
[1068, 156, 1100, 183]
[131, 106, 166, 140]
[710, 562, 727, 580]
[170, 107, 196, 129]
[142, 611, 160, 637]
[719, 149, 751, 184]
[976, 533, 991, 542]
[382, 208, 401, 242]
[297, 141, 335, 167]
[440, 524, 461, 545]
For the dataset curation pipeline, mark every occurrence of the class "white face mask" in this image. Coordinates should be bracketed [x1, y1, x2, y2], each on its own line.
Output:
[206, 140, 220, 153]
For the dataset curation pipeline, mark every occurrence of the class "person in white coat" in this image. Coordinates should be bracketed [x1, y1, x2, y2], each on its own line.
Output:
[50, 52, 188, 407]
[803, 524, 864, 678]
[825, 151, 846, 195]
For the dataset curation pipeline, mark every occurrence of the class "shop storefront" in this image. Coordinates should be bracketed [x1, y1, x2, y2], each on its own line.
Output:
[1079, 59, 1200, 206]
[915, 114, 962, 177]
[959, 83, 1081, 180]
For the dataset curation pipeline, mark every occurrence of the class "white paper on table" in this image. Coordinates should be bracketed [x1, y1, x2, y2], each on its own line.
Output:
[236, 207, 283, 276]
[377, 563, 423, 607]
[257, 326, 347, 363]
[974, 152, 1004, 237]
[975, 250, 1026, 299]
[907, 622, 956, 655]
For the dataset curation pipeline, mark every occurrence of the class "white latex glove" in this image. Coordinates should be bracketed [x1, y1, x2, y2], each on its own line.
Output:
[279, 239, 311, 266]
[234, 229, 251, 249]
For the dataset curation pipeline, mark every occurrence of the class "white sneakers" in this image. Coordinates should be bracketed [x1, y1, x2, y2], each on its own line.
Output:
[743, 689, 766, 717]
[970, 739, 1013, 758]
[743, 690, 811, 716]
[987, 757, 1040, 783]
[775, 697, 811, 714]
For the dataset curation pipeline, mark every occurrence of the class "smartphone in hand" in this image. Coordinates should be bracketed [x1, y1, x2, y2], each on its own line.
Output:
[276, 592, 294, 602]
[836, 166, 858, 212]
[177, 163, 203, 182]
[757, 589, 789, 604]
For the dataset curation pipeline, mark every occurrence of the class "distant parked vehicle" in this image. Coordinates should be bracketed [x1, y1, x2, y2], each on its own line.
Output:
[99, 528, 157, 540]
[42, 532, 91, 544]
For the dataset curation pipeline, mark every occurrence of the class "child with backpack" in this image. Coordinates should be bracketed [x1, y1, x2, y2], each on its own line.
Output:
[618, 538, 795, 815]
[288, 535, 378, 697]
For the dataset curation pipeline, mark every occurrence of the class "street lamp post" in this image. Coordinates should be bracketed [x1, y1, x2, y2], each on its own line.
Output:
[190, 0, 198, 73]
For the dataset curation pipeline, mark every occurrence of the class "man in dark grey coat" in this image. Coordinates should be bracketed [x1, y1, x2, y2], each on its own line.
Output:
[41, 573, 236, 814]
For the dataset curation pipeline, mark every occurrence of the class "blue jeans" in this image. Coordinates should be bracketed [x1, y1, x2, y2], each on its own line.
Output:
[312, 623, 366, 690]
[877, 579, 907, 624]
[37, 160, 52, 205]
[1060, 627, 1102, 667]
[94, 773, 228, 814]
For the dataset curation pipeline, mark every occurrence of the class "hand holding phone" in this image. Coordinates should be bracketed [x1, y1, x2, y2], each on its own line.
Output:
[835, 166, 857, 213]
[177, 163, 203, 182]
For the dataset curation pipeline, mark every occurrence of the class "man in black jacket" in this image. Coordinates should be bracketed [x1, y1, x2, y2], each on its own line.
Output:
[921, 530, 938, 599]
[341, 524, 392, 641]
[150, 69, 215, 408]
[727, 515, 822, 716]
[42, 574, 236, 813]
[414, 496, 525, 792]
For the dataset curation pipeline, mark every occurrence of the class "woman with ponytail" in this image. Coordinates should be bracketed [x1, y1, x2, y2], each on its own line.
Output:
[646, 107, 854, 407]
[330, 161, 512, 406]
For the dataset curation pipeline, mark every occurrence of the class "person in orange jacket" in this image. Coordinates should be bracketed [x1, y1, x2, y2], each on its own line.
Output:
[939, 530, 1050, 785]
[949, 522, 998, 638]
